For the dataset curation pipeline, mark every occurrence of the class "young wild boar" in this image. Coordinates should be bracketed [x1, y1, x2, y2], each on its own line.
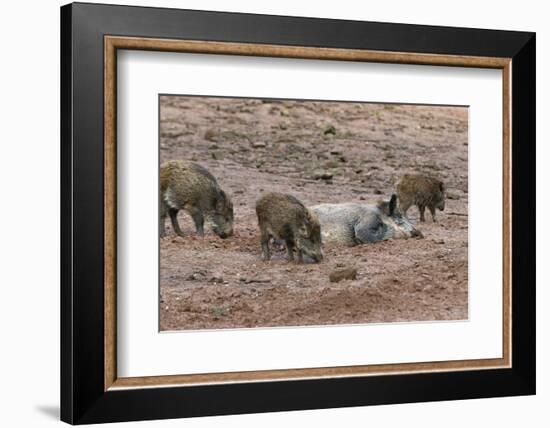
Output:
[396, 174, 445, 222]
[310, 194, 422, 247]
[255, 192, 323, 263]
[160, 160, 234, 238]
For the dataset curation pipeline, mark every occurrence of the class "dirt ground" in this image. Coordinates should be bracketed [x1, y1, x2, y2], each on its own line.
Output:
[159, 96, 468, 331]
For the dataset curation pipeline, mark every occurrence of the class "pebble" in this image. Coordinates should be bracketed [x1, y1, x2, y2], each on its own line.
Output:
[323, 125, 336, 135]
[329, 267, 358, 283]
[313, 170, 333, 180]
[446, 190, 460, 200]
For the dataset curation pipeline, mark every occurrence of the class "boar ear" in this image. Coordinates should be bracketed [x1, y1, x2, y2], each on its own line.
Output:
[298, 223, 309, 237]
[216, 189, 228, 210]
[389, 194, 397, 216]
[439, 182, 445, 192]
[299, 212, 314, 236]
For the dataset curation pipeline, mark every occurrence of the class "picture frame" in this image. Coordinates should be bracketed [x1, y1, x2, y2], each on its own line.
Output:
[60, 2, 535, 424]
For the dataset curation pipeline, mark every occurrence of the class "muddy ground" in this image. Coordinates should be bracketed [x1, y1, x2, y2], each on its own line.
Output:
[159, 96, 468, 331]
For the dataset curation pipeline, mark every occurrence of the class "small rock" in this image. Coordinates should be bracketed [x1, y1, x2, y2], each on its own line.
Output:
[243, 278, 271, 284]
[204, 129, 218, 142]
[186, 272, 202, 281]
[324, 160, 340, 169]
[374, 189, 383, 195]
[323, 125, 336, 135]
[252, 141, 267, 148]
[329, 267, 358, 283]
[434, 239, 445, 244]
[313, 170, 333, 180]
[446, 190, 460, 200]
[209, 275, 224, 283]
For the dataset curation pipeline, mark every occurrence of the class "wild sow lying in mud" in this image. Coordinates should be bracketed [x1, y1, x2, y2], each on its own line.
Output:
[397, 174, 446, 222]
[160, 160, 234, 238]
[310, 194, 422, 246]
[256, 192, 323, 263]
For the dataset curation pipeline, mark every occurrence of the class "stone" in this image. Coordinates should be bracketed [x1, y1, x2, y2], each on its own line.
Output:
[329, 267, 358, 283]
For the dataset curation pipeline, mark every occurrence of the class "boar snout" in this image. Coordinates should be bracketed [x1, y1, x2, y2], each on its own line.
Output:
[411, 228, 423, 239]
[213, 225, 233, 239]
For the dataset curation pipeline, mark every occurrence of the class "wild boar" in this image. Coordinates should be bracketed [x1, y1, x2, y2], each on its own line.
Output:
[310, 194, 422, 246]
[255, 192, 323, 263]
[160, 160, 234, 238]
[396, 174, 445, 222]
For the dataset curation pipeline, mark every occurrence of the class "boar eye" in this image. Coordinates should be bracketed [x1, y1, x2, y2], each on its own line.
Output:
[369, 219, 383, 232]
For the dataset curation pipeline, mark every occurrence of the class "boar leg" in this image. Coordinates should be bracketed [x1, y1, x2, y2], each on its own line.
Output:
[296, 249, 304, 264]
[429, 206, 437, 222]
[159, 201, 167, 237]
[260, 231, 271, 261]
[400, 202, 411, 219]
[418, 204, 426, 222]
[188, 208, 205, 236]
[293, 233, 304, 263]
[285, 239, 295, 261]
[169, 208, 186, 238]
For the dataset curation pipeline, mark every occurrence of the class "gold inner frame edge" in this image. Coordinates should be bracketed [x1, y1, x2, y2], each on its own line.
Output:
[104, 36, 512, 391]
